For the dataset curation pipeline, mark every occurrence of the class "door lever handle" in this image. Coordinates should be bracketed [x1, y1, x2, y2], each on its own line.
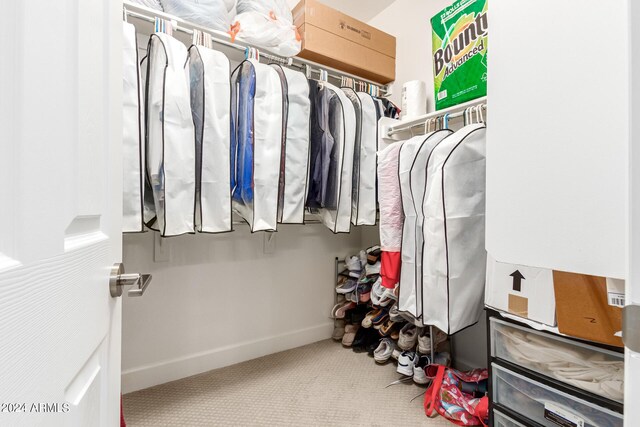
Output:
[110, 263, 152, 297]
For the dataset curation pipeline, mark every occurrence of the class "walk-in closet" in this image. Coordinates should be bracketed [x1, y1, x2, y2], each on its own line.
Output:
[0, 0, 638, 426]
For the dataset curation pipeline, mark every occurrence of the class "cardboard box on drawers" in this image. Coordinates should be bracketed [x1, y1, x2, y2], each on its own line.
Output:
[553, 271, 624, 348]
[292, 0, 396, 84]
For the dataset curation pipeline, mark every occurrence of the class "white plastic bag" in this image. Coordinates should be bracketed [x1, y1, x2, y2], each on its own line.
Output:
[271, 64, 311, 224]
[422, 123, 487, 334]
[231, 0, 301, 57]
[145, 32, 196, 236]
[129, 0, 163, 11]
[122, 22, 145, 233]
[189, 44, 232, 233]
[161, 0, 236, 33]
[231, 59, 283, 232]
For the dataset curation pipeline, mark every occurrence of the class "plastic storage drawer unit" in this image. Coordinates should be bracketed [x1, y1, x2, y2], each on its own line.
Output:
[492, 363, 623, 427]
[490, 317, 624, 403]
[493, 410, 526, 427]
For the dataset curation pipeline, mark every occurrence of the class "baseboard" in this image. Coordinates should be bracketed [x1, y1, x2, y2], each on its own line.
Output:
[121, 322, 334, 394]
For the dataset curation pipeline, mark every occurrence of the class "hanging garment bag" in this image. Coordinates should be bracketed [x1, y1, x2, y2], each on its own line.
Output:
[397, 131, 453, 319]
[341, 88, 363, 225]
[188, 44, 232, 233]
[352, 91, 378, 226]
[122, 22, 145, 233]
[271, 65, 311, 224]
[231, 59, 283, 232]
[422, 123, 487, 334]
[378, 141, 405, 289]
[145, 32, 196, 236]
[306, 80, 329, 210]
[334, 86, 356, 233]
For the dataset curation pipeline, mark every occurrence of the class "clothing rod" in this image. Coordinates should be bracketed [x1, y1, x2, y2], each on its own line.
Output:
[123, 2, 389, 95]
[386, 96, 487, 136]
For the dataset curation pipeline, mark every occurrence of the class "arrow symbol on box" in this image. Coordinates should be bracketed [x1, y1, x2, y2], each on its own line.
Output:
[510, 270, 525, 292]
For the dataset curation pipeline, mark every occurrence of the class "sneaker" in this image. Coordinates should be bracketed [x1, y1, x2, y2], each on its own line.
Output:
[365, 261, 381, 276]
[371, 278, 397, 306]
[345, 255, 362, 278]
[366, 245, 381, 265]
[391, 348, 402, 360]
[344, 292, 358, 303]
[397, 351, 417, 376]
[417, 327, 448, 354]
[398, 324, 418, 350]
[379, 319, 399, 336]
[357, 283, 371, 303]
[353, 328, 379, 353]
[371, 309, 389, 328]
[358, 250, 368, 270]
[413, 355, 431, 384]
[331, 301, 356, 319]
[332, 319, 346, 340]
[341, 324, 360, 347]
[336, 278, 358, 294]
[389, 303, 403, 322]
[374, 338, 396, 363]
[361, 308, 382, 328]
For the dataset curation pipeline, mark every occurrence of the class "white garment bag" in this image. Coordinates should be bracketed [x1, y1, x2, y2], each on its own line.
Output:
[318, 83, 355, 233]
[352, 91, 378, 226]
[422, 123, 487, 334]
[271, 65, 311, 224]
[231, 59, 283, 232]
[145, 32, 196, 236]
[398, 130, 453, 319]
[188, 44, 232, 233]
[122, 22, 145, 232]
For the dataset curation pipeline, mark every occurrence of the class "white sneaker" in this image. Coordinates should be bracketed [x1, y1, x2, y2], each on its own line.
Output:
[345, 255, 362, 274]
[412, 355, 431, 384]
[397, 351, 417, 376]
[398, 323, 418, 350]
[365, 261, 381, 276]
[374, 338, 396, 363]
[417, 327, 448, 354]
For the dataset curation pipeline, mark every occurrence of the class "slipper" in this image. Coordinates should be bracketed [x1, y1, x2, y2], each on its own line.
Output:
[332, 301, 356, 319]
[379, 319, 398, 336]
[341, 324, 360, 346]
[372, 309, 389, 327]
[361, 308, 382, 328]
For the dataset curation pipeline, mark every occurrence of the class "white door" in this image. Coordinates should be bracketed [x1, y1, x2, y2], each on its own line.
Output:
[0, 1, 123, 426]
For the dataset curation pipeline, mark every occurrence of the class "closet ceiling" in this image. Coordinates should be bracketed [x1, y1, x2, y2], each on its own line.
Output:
[287, 0, 397, 22]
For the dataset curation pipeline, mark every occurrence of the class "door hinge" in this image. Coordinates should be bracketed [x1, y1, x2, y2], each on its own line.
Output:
[623, 304, 640, 352]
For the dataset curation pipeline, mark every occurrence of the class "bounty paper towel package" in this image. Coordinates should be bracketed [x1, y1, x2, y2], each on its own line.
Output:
[431, 0, 488, 110]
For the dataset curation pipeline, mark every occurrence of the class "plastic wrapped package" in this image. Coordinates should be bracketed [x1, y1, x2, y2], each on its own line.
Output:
[145, 32, 196, 236]
[270, 65, 311, 224]
[422, 123, 487, 334]
[230, 0, 301, 57]
[188, 45, 232, 233]
[161, 0, 236, 33]
[129, 0, 164, 11]
[122, 22, 145, 232]
[231, 59, 283, 232]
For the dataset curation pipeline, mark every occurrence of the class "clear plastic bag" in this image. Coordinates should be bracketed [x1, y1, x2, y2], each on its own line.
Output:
[230, 0, 301, 57]
[129, 0, 164, 11]
[161, 0, 236, 33]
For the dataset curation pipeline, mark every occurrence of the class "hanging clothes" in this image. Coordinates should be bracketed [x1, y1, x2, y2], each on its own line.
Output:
[306, 79, 329, 210]
[271, 64, 311, 224]
[397, 130, 453, 320]
[353, 91, 378, 226]
[188, 44, 232, 233]
[230, 59, 283, 232]
[378, 141, 404, 289]
[422, 123, 487, 334]
[145, 32, 196, 237]
[122, 22, 145, 233]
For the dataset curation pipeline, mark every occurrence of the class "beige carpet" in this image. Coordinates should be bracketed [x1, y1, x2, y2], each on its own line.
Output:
[123, 339, 451, 426]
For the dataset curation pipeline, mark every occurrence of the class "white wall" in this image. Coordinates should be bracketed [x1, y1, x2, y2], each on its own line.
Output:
[369, 0, 488, 370]
[122, 226, 364, 393]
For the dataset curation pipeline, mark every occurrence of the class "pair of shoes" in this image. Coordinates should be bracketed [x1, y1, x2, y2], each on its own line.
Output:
[346, 305, 369, 324]
[342, 324, 360, 346]
[366, 245, 381, 265]
[370, 278, 396, 306]
[345, 255, 362, 278]
[336, 278, 358, 294]
[365, 261, 380, 277]
[373, 337, 396, 363]
[357, 283, 372, 303]
[396, 351, 431, 384]
[388, 303, 405, 322]
[331, 301, 355, 319]
[332, 319, 346, 340]
[352, 328, 380, 353]
[417, 327, 448, 354]
[361, 308, 383, 328]
[398, 324, 418, 350]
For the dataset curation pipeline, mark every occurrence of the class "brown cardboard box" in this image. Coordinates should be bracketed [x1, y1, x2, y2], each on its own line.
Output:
[292, 0, 396, 84]
[553, 271, 623, 348]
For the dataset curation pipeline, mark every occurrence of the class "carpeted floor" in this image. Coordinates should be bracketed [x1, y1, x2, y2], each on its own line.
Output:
[123, 339, 451, 426]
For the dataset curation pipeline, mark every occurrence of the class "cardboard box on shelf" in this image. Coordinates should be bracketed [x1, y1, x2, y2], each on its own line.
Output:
[485, 254, 557, 326]
[553, 272, 624, 348]
[292, 0, 396, 84]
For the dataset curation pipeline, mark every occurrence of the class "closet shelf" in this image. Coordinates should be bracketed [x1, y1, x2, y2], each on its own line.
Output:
[123, 1, 390, 95]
